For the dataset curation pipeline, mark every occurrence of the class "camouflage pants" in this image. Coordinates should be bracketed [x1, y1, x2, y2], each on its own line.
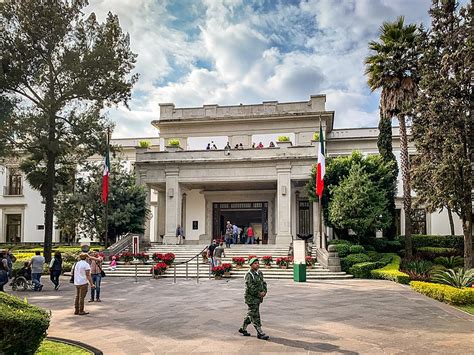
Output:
[242, 303, 262, 332]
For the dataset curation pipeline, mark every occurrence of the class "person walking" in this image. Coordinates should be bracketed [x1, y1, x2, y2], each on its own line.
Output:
[213, 242, 226, 266]
[73, 253, 95, 315]
[0, 253, 8, 292]
[4, 249, 16, 279]
[238, 258, 269, 340]
[176, 224, 184, 245]
[207, 239, 217, 267]
[232, 224, 239, 245]
[246, 225, 254, 244]
[49, 252, 63, 291]
[88, 251, 103, 303]
[30, 251, 45, 292]
[225, 221, 233, 248]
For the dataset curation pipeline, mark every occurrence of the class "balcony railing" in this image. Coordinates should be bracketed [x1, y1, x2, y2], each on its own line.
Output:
[3, 185, 23, 196]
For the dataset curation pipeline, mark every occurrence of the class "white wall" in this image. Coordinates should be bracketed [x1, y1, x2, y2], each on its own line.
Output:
[428, 209, 463, 235]
[185, 189, 205, 241]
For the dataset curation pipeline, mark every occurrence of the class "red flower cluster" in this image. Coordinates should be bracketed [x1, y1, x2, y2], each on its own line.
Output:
[134, 252, 149, 261]
[248, 255, 257, 260]
[150, 262, 167, 275]
[222, 263, 232, 272]
[276, 257, 290, 266]
[161, 253, 175, 265]
[212, 265, 225, 276]
[232, 257, 246, 265]
[152, 253, 163, 262]
[119, 252, 134, 262]
[262, 255, 273, 265]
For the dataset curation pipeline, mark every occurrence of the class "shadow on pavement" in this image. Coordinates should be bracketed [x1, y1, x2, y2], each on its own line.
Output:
[268, 336, 359, 354]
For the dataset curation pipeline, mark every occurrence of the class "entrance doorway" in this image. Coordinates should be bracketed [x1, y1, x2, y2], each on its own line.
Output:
[212, 202, 268, 244]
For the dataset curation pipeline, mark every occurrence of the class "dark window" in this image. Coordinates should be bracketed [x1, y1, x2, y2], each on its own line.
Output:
[6, 168, 22, 195]
[411, 209, 427, 235]
[192, 221, 198, 230]
[298, 200, 312, 235]
[6, 214, 21, 243]
[37, 225, 44, 230]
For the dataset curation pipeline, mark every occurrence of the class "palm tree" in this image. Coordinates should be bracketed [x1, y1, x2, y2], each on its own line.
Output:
[365, 17, 420, 258]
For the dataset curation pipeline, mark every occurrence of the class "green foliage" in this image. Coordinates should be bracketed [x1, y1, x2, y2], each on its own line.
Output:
[312, 132, 319, 141]
[412, 0, 472, 269]
[410, 281, 474, 305]
[167, 139, 180, 147]
[0, 293, 50, 354]
[401, 259, 433, 281]
[349, 262, 380, 279]
[37, 340, 89, 355]
[329, 163, 390, 240]
[349, 245, 365, 254]
[397, 235, 464, 250]
[329, 239, 352, 245]
[0, 0, 137, 260]
[371, 254, 410, 284]
[138, 140, 150, 148]
[56, 161, 149, 243]
[277, 136, 290, 142]
[417, 247, 458, 254]
[365, 238, 402, 253]
[434, 256, 464, 269]
[341, 253, 371, 272]
[431, 268, 474, 289]
[334, 244, 351, 258]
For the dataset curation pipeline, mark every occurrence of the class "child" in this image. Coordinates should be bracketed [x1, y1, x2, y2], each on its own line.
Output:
[108, 256, 117, 271]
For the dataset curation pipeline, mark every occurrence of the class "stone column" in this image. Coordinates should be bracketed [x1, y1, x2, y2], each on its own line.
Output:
[157, 190, 166, 241]
[143, 185, 152, 246]
[163, 168, 180, 244]
[275, 164, 292, 245]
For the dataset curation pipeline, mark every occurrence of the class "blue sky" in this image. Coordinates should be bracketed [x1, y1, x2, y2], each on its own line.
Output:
[86, 0, 454, 138]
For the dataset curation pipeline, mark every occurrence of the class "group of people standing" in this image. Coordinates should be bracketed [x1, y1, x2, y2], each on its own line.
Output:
[0, 249, 15, 292]
[224, 221, 256, 247]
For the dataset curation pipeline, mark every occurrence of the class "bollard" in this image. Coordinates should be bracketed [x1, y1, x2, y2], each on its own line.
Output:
[135, 264, 138, 283]
[186, 263, 188, 280]
[173, 264, 176, 284]
[196, 257, 199, 284]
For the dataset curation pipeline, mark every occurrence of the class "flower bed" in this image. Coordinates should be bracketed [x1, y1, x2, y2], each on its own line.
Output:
[212, 265, 225, 278]
[150, 262, 167, 277]
[152, 253, 164, 262]
[410, 281, 474, 305]
[371, 254, 410, 284]
[119, 252, 134, 263]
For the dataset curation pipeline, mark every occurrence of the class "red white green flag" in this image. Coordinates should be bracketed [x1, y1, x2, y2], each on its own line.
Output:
[316, 125, 325, 199]
[101, 139, 110, 204]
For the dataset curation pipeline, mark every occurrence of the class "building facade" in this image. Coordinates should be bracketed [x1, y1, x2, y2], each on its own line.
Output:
[135, 95, 466, 246]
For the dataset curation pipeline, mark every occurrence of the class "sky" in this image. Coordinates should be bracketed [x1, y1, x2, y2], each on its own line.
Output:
[85, 0, 446, 139]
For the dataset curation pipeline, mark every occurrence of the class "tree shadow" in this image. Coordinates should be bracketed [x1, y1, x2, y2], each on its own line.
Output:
[268, 336, 359, 354]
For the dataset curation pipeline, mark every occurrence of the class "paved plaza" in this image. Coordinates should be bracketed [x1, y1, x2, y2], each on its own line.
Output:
[10, 277, 474, 354]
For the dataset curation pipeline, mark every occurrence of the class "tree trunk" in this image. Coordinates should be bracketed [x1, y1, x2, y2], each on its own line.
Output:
[462, 213, 473, 269]
[398, 115, 413, 258]
[43, 150, 55, 263]
[447, 207, 455, 236]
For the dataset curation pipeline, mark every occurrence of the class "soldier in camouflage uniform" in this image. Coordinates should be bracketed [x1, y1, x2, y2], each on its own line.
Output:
[238, 257, 269, 340]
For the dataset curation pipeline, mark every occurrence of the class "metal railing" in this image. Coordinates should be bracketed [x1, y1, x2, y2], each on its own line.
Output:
[102, 233, 133, 258]
[171, 245, 210, 284]
[3, 185, 23, 196]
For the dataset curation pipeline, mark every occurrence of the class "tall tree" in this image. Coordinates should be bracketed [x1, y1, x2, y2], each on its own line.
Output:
[0, 0, 137, 261]
[412, 0, 472, 268]
[365, 17, 421, 257]
[377, 107, 399, 239]
[56, 161, 149, 243]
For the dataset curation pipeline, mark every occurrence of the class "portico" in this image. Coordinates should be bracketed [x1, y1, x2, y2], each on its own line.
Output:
[135, 95, 334, 246]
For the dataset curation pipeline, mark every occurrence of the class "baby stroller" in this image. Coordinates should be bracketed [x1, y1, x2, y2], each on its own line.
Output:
[10, 265, 34, 291]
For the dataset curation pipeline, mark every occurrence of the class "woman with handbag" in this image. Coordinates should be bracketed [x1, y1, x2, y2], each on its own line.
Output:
[49, 251, 63, 290]
[88, 251, 105, 303]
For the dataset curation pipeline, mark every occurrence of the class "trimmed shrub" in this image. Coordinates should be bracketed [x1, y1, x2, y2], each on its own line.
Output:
[410, 281, 474, 305]
[349, 262, 380, 278]
[334, 244, 351, 258]
[365, 238, 402, 253]
[0, 293, 50, 354]
[371, 254, 410, 284]
[329, 239, 352, 245]
[341, 253, 371, 272]
[349, 245, 365, 254]
[397, 235, 463, 250]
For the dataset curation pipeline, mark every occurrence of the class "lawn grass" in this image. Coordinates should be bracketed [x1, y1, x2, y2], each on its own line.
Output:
[37, 340, 91, 355]
[455, 304, 474, 315]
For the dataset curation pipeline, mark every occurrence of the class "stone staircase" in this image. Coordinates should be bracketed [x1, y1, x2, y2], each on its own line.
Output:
[102, 244, 352, 280]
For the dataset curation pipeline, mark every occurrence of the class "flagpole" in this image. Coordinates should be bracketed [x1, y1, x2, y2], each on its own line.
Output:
[318, 115, 323, 249]
[104, 128, 110, 248]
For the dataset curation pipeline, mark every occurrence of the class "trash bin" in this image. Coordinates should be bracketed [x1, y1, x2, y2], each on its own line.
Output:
[293, 263, 306, 282]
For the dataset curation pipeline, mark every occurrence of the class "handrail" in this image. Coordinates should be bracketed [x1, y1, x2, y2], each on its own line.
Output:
[170, 245, 209, 283]
[103, 233, 132, 257]
[172, 245, 209, 265]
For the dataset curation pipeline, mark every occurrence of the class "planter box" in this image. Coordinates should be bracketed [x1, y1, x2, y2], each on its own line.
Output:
[166, 145, 183, 152]
[277, 141, 292, 149]
[214, 275, 223, 280]
[264, 265, 272, 269]
[224, 272, 231, 278]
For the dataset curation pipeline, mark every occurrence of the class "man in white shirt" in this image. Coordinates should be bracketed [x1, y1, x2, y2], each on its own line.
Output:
[73, 253, 95, 315]
[29, 251, 45, 291]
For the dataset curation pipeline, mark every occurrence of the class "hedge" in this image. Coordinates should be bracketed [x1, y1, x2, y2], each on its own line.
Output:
[0, 293, 50, 354]
[410, 281, 474, 305]
[349, 262, 380, 278]
[334, 244, 351, 257]
[416, 247, 458, 254]
[371, 254, 410, 284]
[397, 235, 463, 250]
[349, 245, 365, 254]
[365, 238, 403, 253]
[341, 253, 371, 272]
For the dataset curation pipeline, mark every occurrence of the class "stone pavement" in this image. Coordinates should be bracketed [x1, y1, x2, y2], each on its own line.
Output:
[8, 277, 474, 354]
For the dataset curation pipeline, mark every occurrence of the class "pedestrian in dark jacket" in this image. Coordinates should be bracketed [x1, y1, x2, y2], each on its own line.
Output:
[49, 252, 63, 290]
[239, 257, 269, 340]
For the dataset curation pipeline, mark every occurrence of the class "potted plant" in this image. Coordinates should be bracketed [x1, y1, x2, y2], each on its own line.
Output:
[232, 257, 246, 268]
[120, 252, 134, 264]
[305, 256, 316, 269]
[222, 263, 232, 277]
[150, 262, 167, 278]
[212, 265, 225, 279]
[277, 136, 292, 148]
[262, 256, 273, 268]
[166, 138, 183, 152]
[276, 257, 290, 269]
[138, 140, 151, 149]
[134, 252, 149, 264]
[152, 253, 164, 262]
[162, 252, 175, 267]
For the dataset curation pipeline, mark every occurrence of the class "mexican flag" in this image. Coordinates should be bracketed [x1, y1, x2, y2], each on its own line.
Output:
[101, 140, 110, 204]
[316, 125, 325, 199]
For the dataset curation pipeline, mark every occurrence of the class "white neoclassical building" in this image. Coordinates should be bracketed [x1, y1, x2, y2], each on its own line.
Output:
[135, 94, 466, 246]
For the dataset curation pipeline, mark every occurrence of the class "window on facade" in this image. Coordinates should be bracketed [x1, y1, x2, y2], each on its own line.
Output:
[6, 214, 22, 243]
[6, 168, 22, 195]
[298, 200, 312, 236]
[411, 209, 427, 235]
